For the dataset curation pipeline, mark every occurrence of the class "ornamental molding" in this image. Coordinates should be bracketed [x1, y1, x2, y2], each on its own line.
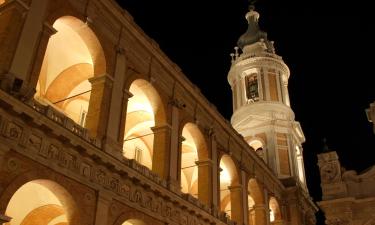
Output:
[0, 109, 233, 225]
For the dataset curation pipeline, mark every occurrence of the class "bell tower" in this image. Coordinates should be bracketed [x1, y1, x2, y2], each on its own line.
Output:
[228, 5, 307, 186]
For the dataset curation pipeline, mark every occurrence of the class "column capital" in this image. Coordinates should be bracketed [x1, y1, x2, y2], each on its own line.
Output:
[89, 74, 114, 85]
[253, 203, 267, 210]
[0, 214, 11, 223]
[195, 159, 213, 167]
[151, 123, 172, 132]
[123, 89, 133, 99]
[42, 22, 57, 37]
[228, 184, 243, 192]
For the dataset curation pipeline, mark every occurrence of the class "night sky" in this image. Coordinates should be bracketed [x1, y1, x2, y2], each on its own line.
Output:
[116, 0, 375, 223]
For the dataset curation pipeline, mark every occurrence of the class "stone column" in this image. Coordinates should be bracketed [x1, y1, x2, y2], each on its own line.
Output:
[253, 204, 268, 225]
[228, 185, 244, 225]
[118, 89, 133, 147]
[211, 135, 219, 209]
[281, 81, 290, 107]
[86, 74, 113, 139]
[0, 214, 11, 224]
[0, 0, 28, 89]
[103, 48, 127, 154]
[151, 124, 171, 179]
[7, 0, 48, 94]
[23, 22, 57, 100]
[288, 201, 302, 225]
[264, 190, 270, 225]
[94, 191, 112, 225]
[167, 102, 181, 193]
[196, 159, 213, 206]
[241, 170, 249, 225]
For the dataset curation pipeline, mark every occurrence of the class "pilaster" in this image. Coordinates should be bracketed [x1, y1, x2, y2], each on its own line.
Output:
[211, 134, 219, 209]
[86, 74, 113, 139]
[253, 204, 268, 225]
[151, 123, 172, 179]
[167, 100, 181, 193]
[103, 48, 127, 155]
[228, 184, 244, 225]
[196, 159, 213, 206]
[94, 191, 112, 225]
[8, 0, 48, 87]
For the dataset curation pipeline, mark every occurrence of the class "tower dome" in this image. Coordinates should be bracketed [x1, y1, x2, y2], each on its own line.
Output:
[237, 6, 268, 49]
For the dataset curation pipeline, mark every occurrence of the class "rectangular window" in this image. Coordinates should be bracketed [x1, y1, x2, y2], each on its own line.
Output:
[245, 74, 259, 102]
[134, 147, 143, 164]
[79, 110, 87, 127]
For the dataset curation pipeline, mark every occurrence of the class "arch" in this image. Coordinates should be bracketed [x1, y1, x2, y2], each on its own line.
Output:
[247, 138, 265, 151]
[248, 178, 265, 204]
[219, 154, 240, 219]
[247, 178, 267, 225]
[180, 122, 209, 198]
[248, 195, 256, 225]
[4, 179, 79, 225]
[34, 15, 106, 127]
[123, 79, 166, 170]
[112, 209, 163, 225]
[20, 204, 64, 225]
[121, 219, 147, 225]
[269, 197, 282, 222]
[44, 14, 107, 75]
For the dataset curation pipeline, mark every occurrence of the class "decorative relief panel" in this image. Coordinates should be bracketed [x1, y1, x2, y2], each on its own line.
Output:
[0, 115, 222, 225]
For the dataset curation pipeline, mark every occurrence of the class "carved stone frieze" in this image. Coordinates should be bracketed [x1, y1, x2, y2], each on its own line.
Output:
[0, 112, 223, 225]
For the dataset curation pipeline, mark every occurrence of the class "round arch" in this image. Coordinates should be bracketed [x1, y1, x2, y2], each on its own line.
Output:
[4, 179, 79, 225]
[219, 154, 240, 219]
[112, 209, 163, 225]
[269, 196, 282, 222]
[248, 178, 265, 204]
[179, 122, 209, 199]
[34, 15, 106, 127]
[247, 137, 265, 151]
[121, 219, 146, 225]
[123, 79, 166, 170]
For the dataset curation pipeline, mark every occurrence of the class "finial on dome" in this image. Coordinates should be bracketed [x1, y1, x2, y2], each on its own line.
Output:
[237, 0, 267, 49]
[248, 0, 257, 11]
[322, 138, 331, 152]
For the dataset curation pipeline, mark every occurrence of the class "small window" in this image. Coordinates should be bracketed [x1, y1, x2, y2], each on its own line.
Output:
[245, 74, 259, 102]
[79, 109, 87, 127]
[134, 147, 143, 163]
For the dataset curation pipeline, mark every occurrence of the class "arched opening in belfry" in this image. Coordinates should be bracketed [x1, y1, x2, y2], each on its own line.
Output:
[219, 154, 239, 219]
[123, 79, 165, 170]
[180, 123, 208, 200]
[34, 16, 105, 127]
[248, 178, 266, 225]
[121, 219, 147, 225]
[269, 197, 282, 223]
[4, 180, 79, 225]
[248, 138, 265, 158]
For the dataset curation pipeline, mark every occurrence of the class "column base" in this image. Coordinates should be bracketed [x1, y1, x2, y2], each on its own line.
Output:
[167, 178, 181, 195]
[102, 136, 123, 159]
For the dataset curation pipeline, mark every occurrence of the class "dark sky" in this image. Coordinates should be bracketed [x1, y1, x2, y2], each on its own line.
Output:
[116, 0, 375, 223]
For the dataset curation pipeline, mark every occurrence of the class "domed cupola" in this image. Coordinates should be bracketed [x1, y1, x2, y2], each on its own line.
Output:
[237, 5, 268, 49]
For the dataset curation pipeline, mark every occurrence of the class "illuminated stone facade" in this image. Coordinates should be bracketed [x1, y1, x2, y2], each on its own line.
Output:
[318, 150, 375, 225]
[318, 104, 375, 225]
[0, 1, 317, 225]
